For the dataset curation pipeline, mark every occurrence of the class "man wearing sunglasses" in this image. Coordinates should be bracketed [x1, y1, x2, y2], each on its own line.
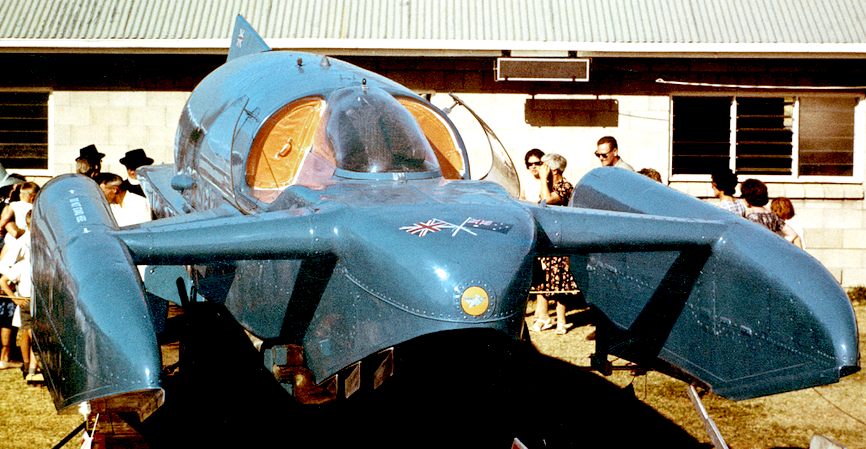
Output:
[595, 136, 634, 171]
[522, 148, 546, 202]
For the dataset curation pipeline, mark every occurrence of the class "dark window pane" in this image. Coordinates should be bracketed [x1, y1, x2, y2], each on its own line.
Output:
[672, 97, 732, 174]
[0, 92, 49, 170]
[735, 97, 793, 175]
[671, 95, 857, 179]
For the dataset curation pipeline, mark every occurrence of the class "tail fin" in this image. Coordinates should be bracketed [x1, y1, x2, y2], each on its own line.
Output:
[227, 15, 271, 62]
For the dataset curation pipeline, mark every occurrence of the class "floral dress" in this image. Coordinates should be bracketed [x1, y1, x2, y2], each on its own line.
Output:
[746, 209, 786, 237]
[530, 179, 579, 295]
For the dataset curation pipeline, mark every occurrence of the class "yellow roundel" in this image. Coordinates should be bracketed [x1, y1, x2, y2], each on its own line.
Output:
[461, 286, 489, 316]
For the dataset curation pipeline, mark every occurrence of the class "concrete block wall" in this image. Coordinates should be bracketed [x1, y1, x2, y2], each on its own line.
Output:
[50, 91, 190, 179]
[803, 199, 866, 287]
[779, 192, 859, 288]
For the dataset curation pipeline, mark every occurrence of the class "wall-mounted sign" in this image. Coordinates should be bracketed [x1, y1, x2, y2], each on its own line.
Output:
[496, 57, 590, 82]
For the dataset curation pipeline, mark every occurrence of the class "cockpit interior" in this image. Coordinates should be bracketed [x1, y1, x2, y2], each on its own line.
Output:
[245, 86, 466, 202]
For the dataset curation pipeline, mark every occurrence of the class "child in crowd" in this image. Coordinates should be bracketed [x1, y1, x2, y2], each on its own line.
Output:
[771, 197, 805, 249]
[0, 173, 26, 370]
[0, 211, 40, 382]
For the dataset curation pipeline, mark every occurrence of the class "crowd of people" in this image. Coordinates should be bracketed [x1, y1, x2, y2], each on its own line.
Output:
[0, 144, 154, 384]
[0, 136, 810, 380]
[524, 135, 806, 338]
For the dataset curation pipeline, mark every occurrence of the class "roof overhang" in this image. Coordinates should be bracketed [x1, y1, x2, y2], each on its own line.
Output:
[2, 39, 866, 59]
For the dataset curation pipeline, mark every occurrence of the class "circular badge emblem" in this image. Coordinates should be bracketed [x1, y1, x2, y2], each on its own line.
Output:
[460, 286, 489, 316]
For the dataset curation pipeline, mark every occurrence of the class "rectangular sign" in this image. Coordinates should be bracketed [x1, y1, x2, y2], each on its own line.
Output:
[496, 57, 590, 82]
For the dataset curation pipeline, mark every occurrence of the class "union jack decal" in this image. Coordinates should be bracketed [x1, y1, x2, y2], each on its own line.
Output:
[399, 218, 455, 237]
[400, 217, 512, 237]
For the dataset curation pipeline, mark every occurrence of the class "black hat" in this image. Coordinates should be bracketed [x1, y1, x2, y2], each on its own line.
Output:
[76, 144, 105, 162]
[119, 148, 154, 170]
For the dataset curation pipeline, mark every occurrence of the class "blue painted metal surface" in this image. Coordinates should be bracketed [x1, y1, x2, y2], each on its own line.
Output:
[30, 16, 858, 423]
[569, 168, 859, 399]
[31, 176, 162, 414]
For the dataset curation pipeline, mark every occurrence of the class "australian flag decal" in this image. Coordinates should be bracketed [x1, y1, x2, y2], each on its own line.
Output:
[466, 217, 512, 234]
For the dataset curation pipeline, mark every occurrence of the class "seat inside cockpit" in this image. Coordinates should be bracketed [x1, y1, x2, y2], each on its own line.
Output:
[245, 88, 467, 203]
[245, 97, 324, 202]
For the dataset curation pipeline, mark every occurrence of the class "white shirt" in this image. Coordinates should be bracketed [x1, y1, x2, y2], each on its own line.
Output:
[0, 229, 29, 277]
[9, 201, 31, 230]
[786, 217, 806, 249]
[7, 257, 31, 298]
[2, 200, 32, 248]
[111, 192, 152, 227]
[522, 177, 542, 203]
[614, 158, 635, 171]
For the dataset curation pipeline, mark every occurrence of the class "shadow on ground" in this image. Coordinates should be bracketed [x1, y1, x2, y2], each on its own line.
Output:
[128, 303, 710, 449]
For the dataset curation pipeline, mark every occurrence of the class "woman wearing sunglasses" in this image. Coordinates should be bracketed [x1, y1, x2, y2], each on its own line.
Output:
[529, 153, 580, 335]
[522, 148, 546, 202]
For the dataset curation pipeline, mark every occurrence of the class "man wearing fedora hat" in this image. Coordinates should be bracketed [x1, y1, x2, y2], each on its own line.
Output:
[75, 144, 105, 179]
[119, 148, 154, 198]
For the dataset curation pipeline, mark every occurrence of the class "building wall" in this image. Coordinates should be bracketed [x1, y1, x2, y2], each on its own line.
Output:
[49, 91, 190, 179]
[802, 199, 866, 286]
[13, 54, 865, 288]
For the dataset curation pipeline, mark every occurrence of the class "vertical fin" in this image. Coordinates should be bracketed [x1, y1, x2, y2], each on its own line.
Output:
[228, 15, 271, 62]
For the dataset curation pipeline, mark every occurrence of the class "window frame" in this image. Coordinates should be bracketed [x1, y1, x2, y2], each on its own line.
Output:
[669, 92, 865, 184]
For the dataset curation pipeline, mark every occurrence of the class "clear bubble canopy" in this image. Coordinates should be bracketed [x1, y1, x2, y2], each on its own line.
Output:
[326, 85, 440, 175]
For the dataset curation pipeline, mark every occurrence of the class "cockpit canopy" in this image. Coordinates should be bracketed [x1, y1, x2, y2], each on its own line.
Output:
[327, 86, 439, 175]
[245, 85, 465, 203]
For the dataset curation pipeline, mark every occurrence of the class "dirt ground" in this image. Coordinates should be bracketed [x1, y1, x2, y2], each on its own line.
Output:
[1, 302, 864, 449]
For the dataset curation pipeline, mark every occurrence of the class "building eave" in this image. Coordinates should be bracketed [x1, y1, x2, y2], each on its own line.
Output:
[2, 39, 866, 59]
